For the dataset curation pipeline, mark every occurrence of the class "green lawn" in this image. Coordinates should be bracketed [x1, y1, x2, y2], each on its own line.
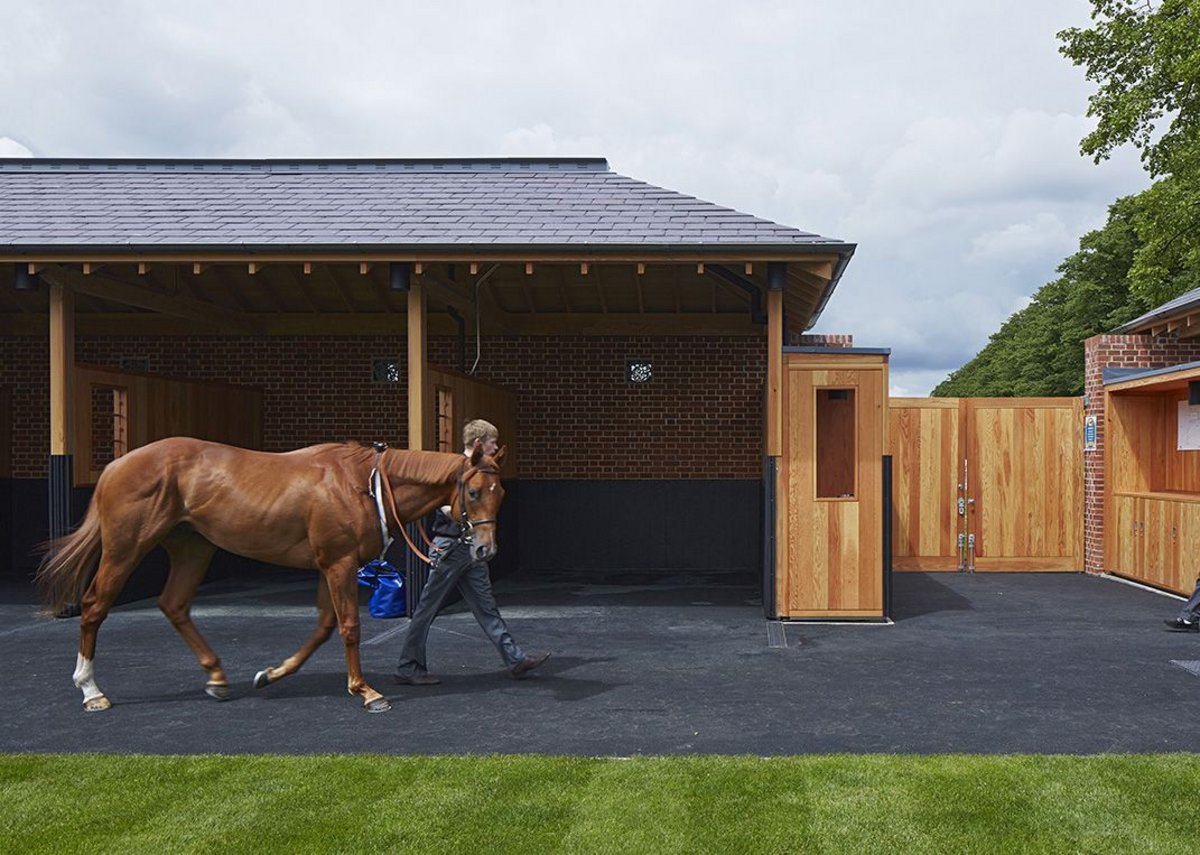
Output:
[2, 754, 1199, 853]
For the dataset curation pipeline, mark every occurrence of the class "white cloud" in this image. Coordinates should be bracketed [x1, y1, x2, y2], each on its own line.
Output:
[0, 137, 33, 157]
[0, 0, 1157, 393]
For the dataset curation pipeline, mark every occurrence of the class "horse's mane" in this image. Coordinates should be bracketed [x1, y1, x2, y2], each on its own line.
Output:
[327, 442, 463, 486]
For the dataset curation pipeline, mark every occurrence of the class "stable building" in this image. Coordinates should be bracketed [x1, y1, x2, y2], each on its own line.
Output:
[1, 157, 897, 619]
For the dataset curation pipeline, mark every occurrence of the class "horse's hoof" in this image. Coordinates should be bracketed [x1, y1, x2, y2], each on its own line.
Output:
[364, 697, 392, 714]
[205, 682, 231, 701]
[253, 669, 272, 690]
[83, 696, 111, 712]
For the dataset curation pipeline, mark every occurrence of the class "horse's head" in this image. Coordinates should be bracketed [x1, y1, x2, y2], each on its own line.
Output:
[451, 444, 506, 561]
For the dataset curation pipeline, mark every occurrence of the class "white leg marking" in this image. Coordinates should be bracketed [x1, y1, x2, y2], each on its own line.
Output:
[73, 653, 104, 703]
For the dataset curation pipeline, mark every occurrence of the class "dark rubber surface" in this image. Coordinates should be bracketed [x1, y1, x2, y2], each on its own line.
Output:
[2, 570, 1198, 755]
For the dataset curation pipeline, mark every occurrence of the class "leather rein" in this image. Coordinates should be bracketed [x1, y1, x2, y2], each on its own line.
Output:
[369, 448, 499, 565]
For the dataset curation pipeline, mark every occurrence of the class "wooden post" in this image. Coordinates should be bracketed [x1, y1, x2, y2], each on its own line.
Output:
[407, 279, 427, 450]
[766, 289, 783, 457]
[48, 280, 76, 545]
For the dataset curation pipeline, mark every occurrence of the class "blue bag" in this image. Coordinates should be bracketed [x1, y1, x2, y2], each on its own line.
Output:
[356, 559, 407, 619]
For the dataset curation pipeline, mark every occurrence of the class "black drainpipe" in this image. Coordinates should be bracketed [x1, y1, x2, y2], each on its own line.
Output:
[707, 265, 766, 325]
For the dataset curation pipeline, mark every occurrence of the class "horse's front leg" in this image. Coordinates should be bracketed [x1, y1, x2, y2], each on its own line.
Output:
[253, 574, 337, 690]
[159, 532, 227, 699]
[323, 562, 391, 713]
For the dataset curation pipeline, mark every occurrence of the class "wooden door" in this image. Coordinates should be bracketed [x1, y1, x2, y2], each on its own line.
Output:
[965, 398, 1083, 571]
[888, 398, 962, 569]
[777, 355, 887, 618]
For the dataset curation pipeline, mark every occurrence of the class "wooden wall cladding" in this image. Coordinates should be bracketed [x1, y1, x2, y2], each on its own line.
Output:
[425, 365, 519, 478]
[777, 353, 887, 618]
[73, 363, 263, 486]
[887, 397, 961, 570]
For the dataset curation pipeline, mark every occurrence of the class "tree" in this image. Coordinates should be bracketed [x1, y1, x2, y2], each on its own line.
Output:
[1059, 0, 1200, 306]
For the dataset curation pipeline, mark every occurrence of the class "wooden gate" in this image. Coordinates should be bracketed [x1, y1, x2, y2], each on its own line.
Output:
[888, 397, 1083, 571]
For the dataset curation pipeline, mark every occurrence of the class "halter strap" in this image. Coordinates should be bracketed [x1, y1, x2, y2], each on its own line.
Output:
[370, 448, 500, 565]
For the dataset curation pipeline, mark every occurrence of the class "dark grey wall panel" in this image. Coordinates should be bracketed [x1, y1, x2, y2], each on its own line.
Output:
[517, 480, 760, 572]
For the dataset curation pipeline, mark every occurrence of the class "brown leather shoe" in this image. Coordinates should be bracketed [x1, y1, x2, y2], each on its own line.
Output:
[511, 653, 550, 680]
[394, 672, 441, 685]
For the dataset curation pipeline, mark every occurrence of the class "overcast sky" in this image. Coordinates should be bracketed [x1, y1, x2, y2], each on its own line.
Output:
[1, 1, 1150, 394]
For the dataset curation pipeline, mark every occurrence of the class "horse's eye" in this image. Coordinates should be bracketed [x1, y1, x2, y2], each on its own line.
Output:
[468, 488, 480, 501]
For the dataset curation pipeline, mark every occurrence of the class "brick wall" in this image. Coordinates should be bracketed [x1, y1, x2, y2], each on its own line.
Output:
[1083, 333, 1200, 573]
[789, 333, 854, 347]
[2, 334, 770, 480]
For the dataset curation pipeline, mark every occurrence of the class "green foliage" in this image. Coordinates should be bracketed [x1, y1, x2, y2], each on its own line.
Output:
[1059, 0, 1200, 308]
[3, 754, 1200, 853]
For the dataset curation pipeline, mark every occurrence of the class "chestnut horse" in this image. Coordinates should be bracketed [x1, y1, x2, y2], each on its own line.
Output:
[37, 437, 505, 713]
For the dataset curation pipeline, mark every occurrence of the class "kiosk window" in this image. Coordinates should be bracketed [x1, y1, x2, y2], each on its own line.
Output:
[816, 388, 856, 498]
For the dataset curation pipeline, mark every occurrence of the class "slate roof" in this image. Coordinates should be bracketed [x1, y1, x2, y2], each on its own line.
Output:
[0, 158, 853, 254]
[1115, 286, 1200, 333]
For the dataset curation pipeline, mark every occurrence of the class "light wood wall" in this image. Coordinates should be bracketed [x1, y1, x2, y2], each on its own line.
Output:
[777, 352, 887, 618]
[73, 363, 262, 486]
[1106, 383, 1200, 593]
[967, 399, 1082, 571]
[887, 398, 961, 569]
[887, 397, 1082, 572]
[425, 365, 519, 478]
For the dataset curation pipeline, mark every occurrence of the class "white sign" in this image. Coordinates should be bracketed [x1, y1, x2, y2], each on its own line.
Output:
[1179, 401, 1200, 451]
[1084, 415, 1097, 452]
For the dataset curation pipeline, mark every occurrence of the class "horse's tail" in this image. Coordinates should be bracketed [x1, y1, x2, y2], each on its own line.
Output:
[36, 500, 103, 618]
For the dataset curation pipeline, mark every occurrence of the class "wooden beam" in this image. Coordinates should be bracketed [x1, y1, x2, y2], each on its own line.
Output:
[303, 262, 312, 275]
[469, 312, 765, 336]
[470, 263, 479, 275]
[766, 289, 783, 456]
[83, 263, 101, 275]
[636, 263, 645, 276]
[138, 263, 151, 275]
[46, 266, 261, 334]
[48, 282, 75, 456]
[248, 263, 263, 275]
[408, 280, 427, 451]
[0, 310, 758, 337]
[580, 263, 589, 275]
[745, 263, 753, 276]
[192, 263, 209, 275]
[525, 263, 534, 275]
[4, 251, 844, 265]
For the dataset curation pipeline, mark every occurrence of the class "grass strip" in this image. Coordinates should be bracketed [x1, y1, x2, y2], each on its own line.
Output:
[2, 753, 1200, 854]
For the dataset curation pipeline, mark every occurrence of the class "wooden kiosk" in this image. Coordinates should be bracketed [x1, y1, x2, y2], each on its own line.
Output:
[1105, 361, 1200, 593]
[772, 347, 889, 619]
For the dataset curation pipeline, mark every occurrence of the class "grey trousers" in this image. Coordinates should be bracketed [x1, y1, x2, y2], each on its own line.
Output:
[394, 538, 525, 677]
[1179, 578, 1200, 622]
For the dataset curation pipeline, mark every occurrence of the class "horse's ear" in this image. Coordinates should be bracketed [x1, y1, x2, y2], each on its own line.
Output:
[469, 442, 484, 466]
[494, 445, 507, 468]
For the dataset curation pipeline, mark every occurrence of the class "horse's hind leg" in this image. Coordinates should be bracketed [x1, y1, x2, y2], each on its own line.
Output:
[158, 532, 226, 700]
[253, 574, 337, 690]
[75, 539, 157, 712]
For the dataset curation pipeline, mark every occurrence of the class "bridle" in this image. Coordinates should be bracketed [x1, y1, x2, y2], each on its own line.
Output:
[369, 446, 500, 564]
[450, 460, 501, 539]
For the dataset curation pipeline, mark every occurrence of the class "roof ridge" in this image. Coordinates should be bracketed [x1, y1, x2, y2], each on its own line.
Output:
[0, 157, 611, 174]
